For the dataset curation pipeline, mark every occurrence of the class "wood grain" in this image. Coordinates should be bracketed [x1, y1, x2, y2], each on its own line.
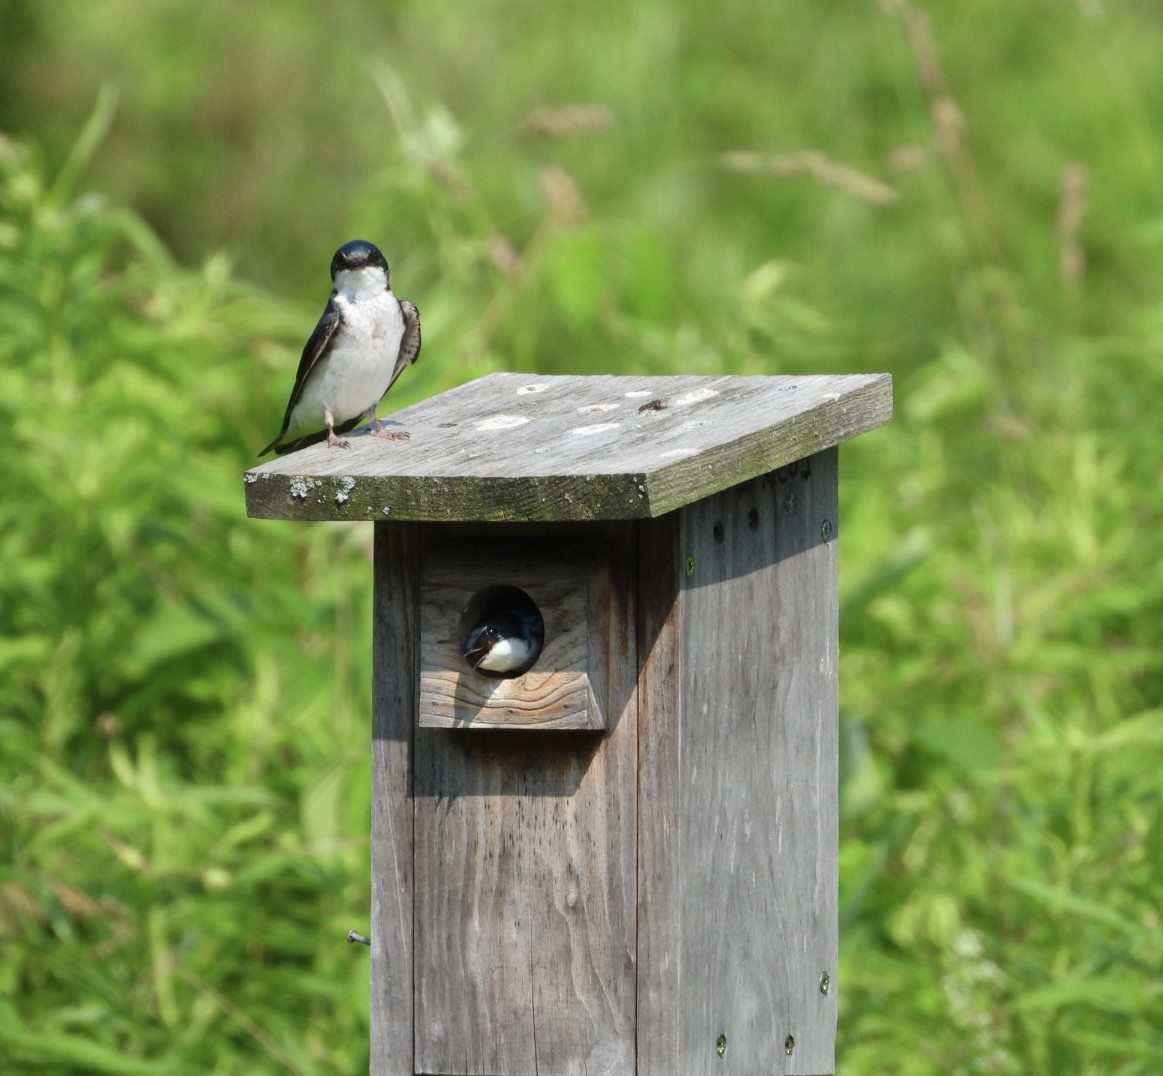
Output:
[412, 524, 638, 1076]
[418, 545, 607, 731]
[370, 522, 418, 1074]
[244, 372, 892, 523]
[634, 512, 683, 1075]
[673, 449, 840, 1075]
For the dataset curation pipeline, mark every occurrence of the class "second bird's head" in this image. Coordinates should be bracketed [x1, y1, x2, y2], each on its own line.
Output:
[462, 610, 545, 677]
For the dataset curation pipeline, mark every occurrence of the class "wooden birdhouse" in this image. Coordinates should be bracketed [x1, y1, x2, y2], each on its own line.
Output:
[244, 372, 893, 1076]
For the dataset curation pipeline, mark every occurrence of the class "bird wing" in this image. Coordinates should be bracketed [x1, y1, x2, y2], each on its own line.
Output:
[257, 297, 341, 456]
[383, 299, 421, 396]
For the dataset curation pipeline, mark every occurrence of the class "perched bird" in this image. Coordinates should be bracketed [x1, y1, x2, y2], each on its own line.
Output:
[463, 607, 545, 677]
[259, 239, 421, 456]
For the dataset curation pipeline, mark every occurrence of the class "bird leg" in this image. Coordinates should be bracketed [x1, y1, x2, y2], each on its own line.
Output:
[325, 409, 351, 450]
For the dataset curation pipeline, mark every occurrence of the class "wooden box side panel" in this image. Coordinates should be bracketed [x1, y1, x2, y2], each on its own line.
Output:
[419, 546, 608, 730]
[673, 449, 840, 1075]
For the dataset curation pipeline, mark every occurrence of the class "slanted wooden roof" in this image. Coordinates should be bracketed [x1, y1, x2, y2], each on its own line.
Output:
[244, 372, 892, 523]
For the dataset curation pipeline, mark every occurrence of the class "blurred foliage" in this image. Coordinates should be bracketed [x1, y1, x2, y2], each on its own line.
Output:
[1, 0, 1162, 1072]
[0, 114, 384, 1071]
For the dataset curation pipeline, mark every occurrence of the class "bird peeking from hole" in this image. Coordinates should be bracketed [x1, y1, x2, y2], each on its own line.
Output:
[461, 589, 545, 677]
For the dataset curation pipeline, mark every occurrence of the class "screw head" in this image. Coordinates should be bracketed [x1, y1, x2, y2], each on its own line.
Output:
[715, 1034, 727, 1058]
[784, 1034, 795, 1055]
[820, 971, 830, 995]
[685, 555, 697, 577]
[820, 519, 833, 542]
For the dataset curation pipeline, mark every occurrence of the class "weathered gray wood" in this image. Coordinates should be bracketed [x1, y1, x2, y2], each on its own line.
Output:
[412, 524, 638, 1076]
[634, 512, 683, 1075]
[244, 372, 891, 523]
[259, 364, 881, 1073]
[671, 450, 839, 1075]
[370, 522, 418, 1074]
[418, 544, 607, 730]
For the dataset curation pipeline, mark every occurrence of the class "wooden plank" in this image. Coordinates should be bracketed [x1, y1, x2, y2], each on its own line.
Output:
[370, 522, 418, 1074]
[674, 450, 839, 1075]
[412, 524, 637, 1075]
[418, 544, 607, 730]
[244, 372, 892, 523]
[634, 513, 683, 1075]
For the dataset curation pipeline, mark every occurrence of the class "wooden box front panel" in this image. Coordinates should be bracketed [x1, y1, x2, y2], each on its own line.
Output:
[418, 542, 608, 731]
[413, 526, 638, 1076]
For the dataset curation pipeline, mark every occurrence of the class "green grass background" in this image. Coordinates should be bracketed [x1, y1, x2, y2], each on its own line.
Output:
[2, 1, 1161, 1071]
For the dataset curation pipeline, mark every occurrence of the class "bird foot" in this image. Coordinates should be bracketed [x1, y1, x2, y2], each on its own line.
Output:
[370, 426, 410, 441]
[327, 432, 352, 449]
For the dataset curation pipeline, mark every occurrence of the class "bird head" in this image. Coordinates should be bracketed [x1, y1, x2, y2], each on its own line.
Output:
[462, 610, 545, 676]
[330, 239, 390, 287]
[463, 623, 505, 670]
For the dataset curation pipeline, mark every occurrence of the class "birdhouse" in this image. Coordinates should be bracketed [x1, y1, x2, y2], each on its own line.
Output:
[244, 371, 893, 1076]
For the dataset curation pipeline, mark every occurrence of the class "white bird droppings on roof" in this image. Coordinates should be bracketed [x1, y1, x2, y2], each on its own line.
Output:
[571, 422, 621, 436]
[672, 387, 719, 407]
[476, 414, 530, 431]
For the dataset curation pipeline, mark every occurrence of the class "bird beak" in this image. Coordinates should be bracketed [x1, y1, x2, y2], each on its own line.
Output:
[463, 642, 490, 669]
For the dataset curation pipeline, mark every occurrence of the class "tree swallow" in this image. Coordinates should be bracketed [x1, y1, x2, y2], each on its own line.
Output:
[463, 608, 545, 677]
[259, 239, 421, 456]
